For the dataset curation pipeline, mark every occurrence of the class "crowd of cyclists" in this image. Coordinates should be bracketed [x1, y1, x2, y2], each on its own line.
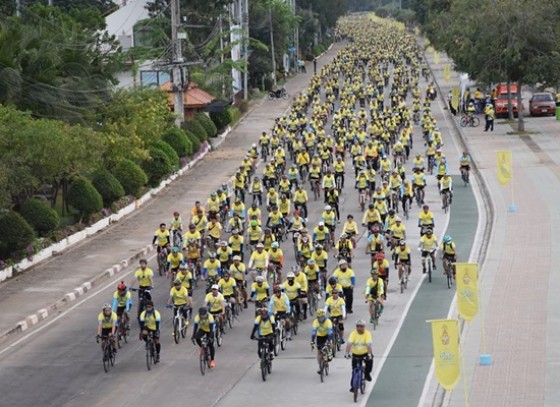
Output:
[96, 16, 469, 397]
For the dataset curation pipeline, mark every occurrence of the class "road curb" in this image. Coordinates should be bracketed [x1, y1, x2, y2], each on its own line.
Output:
[0, 243, 155, 345]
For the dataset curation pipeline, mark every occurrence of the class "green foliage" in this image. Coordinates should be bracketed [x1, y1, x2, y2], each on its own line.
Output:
[196, 113, 218, 138]
[142, 147, 174, 187]
[228, 107, 241, 124]
[152, 140, 180, 169]
[20, 199, 60, 236]
[182, 120, 208, 142]
[112, 159, 148, 197]
[162, 127, 192, 157]
[92, 169, 125, 207]
[67, 177, 103, 220]
[186, 131, 202, 154]
[0, 211, 35, 255]
[210, 110, 232, 132]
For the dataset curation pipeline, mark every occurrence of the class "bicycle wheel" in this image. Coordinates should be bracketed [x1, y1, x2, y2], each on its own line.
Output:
[472, 117, 480, 127]
[228, 309, 234, 329]
[261, 357, 268, 381]
[267, 356, 272, 374]
[146, 342, 152, 371]
[200, 350, 207, 376]
[292, 316, 298, 336]
[181, 318, 188, 338]
[273, 333, 280, 356]
[400, 276, 404, 294]
[428, 261, 432, 283]
[216, 328, 223, 347]
[319, 359, 324, 383]
[116, 330, 122, 349]
[360, 374, 366, 394]
[353, 386, 359, 403]
[459, 117, 468, 127]
[173, 318, 180, 344]
[280, 329, 287, 350]
[103, 346, 111, 373]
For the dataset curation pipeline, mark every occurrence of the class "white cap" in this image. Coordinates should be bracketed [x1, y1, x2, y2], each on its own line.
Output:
[211, 284, 219, 290]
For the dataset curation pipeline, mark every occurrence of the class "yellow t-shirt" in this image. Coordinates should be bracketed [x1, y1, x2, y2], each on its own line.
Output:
[218, 278, 237, 296]
[254, 315, 276, 336]
[205, 292, 225, 313]
[420, 234, 438, 251]
[418, 211, 434, 226]
[251, 282, 270, 301]
[139, 310, 161, 330]
[313, 318, 333, 337]
[154, 229, 170, 246]
[134, 267, 154, 287]
[169, 286, 189, 306]
[167, 253, 184, 268]
[98, 312, 118, 329]
[194, 314, 215, 332]
[325, 296, 346, 317]
[311, 250, 328, 268]
[348, 329, 373, 355]
[333, 268, 355, 288]
[281, 281, 301, 301]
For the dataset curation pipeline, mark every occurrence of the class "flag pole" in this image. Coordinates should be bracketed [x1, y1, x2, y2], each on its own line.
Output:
[508, 153, 517, 212]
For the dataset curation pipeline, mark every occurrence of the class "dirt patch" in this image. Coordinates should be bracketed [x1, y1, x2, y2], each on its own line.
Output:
[207, 147, 248, 160]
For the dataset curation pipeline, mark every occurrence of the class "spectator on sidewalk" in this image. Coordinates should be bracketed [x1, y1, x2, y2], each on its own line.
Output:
[313, 58, 318, 74]
[484, 103, 495, 132]
[474, 88, 483, 113]
[447, 90, 457, 116]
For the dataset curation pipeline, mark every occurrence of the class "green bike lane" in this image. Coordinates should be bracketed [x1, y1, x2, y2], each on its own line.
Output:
[366, 177, 478, 407]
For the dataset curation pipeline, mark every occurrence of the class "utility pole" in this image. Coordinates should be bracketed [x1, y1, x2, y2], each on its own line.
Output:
[48, 0, 53, 5]
[15, 0, 21, 17]
[268, 7, 277, 88]
[170, 0, 185, 123]
[242, 0, 249, 100]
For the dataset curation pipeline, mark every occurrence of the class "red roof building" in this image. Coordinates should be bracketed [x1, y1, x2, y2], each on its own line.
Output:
[160, 81, 215, 118]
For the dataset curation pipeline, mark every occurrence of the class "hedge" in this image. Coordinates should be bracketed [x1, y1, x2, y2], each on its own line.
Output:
[228, 107, 241, 125]
[92, 169, 125, 207]
[162, 127, 192, 157]
[196, 113, 218, 138]
[143, 147, 174, 187]
[210, 109, 232, 132]
[0, 211, 36, 254]
[186, 130, 201, 154]
[67, 177, 103, 219]
[153, 140, 179, 169]
[113, 159, 148, 197]
[182, 119, 208, 142]
[20, 198, 60, 236]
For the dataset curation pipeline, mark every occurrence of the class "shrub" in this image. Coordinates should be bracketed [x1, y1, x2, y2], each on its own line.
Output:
[152, 140, 179, 169]
[67, 177, 103, 220]
[0, 211, 36, 254]
[182, 119, 208, 142]
[186, 130, 201, 154]
[228, 107, 241, 124]
[195, 113, 218, 138]
[162, 127, 192, 157]
[142, 147, 173, 187]
[210, 109, 232, 132]
[92, 169, 125, 207]
[20, 198, 60, 236]
[236, 99, 249, 114]
[112, 159, 148, 197]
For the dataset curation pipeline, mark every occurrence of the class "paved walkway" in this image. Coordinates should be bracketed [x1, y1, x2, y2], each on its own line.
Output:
[0, 42, 346, 340]
[422, 44, 560, 407]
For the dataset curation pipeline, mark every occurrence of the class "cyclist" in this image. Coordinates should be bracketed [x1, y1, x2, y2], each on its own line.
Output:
[362, 204, 382, 232]
[312, 222, 330, 248]
[418, 204, 435, 236]
[97, 303, 117, 353]
[152, 223, 170, 254]
[191, 307, 216, 368]
[129, 259, 153, 315]
[345, 320, 374, 386]
[205, 284, 226, 329]
[293, 184, 309, 218]
[249, 242, 269, 281]
[217, 241, 233, 271]
[440, 235, 457, 278]
[249, 276, 270, 309]
[335, 234, 354, 264]
[203, 252, 222, 289]
[282, 271, 302, 321]
[440, 173, 453, 208]
[167, 278, 192, 325]
[324, 288, 346, 344]
[218, 271, 238, 310]
[268, 241, 284, 283]
[365, 226, 385, 263]
[250, 307, 276, 360]
[269, 284, 292, 338]
[311, 244, 329, 290]
[184, 223, 202, 246]
[333, 259, 356, 313]
[419, 228, 438, 274]
[169, 211, 183, 245]
[250, 176, 264, 206]
[311, 309, 333, 373]
[227, 213, 244, 234]
[139, 300, 161, 363]
[228, 229, 245, 260]
[365, 270, 384, 322]
[294, 266, 309, 320]
[176, 263, 194, 296]
[206, 217, 223, 248]
[266, 206, 285, 239]
[342, 214, 359, 244]
[207, 192, 221, 220]
[247, 220, 262, 250]
[230, 255, 248, 308]
[166, 246, 184, 280]
[112, 281, 132, 330]
[459, 151, 471, 184]
[372, 253, 390, 299]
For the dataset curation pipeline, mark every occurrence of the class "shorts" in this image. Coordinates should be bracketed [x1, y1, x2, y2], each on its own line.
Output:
[210, 310, 223, 317]
[398, 259, 411, 265]
[101, 327, 113, 337]
[116, 306, 126, 317]
[316, 335, 329, 348]
[422, 250, 434, 257]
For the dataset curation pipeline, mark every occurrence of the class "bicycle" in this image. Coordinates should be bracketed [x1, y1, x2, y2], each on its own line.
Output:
[157, 248, 167, 276]
[368, 299, 382, 330]
[97, 335, 116, 373]
[130, 287, 152, 321]
[311, 178, 321, 201]
[172, 305, 189, 344]
[198, 335, 212, 376]
[255, 337, 273, 381]
[331, 317, 342, 357]
[441, 189, 452, 213]
[313, 342, 331, 382]
[425, 249, 436, 283]
[442, 256, 455, 289]
[116, 313, 130, 348]
[398, 261, 411, 294]
[307, 284, 319, 316]
[214, 313, 224, 347]
[350, 355, 367, 402]
[289, 307, 299, 336]
[461, 166, 470, 186]
[145, 331, 157, 371]
[359, 189, 367, 212]
[459, 115, 480, 128]
[274, 316, 287, 354]
[224, 302, 234, 330]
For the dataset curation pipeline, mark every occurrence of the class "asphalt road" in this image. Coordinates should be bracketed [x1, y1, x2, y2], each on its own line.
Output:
[0, 44, 473, 407]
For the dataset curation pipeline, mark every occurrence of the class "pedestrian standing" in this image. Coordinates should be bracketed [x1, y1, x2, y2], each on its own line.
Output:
[313, 58, 318, 75]
[484, 103, 495, 132]
[447, 90, 456, 116]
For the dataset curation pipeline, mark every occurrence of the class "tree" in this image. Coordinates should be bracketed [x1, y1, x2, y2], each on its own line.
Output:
[162, 127, 193, 157]
[92, 169, 125, 207]
[67, 177, 103, 221]
[20, 199, 60, 236]
[112, 159, 148, 197]
[142, 147, 174, 187]
[0, 211, 35, 256]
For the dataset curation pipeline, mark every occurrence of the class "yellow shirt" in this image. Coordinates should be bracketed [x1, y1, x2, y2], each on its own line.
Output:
[418, 211, 434, 226]
[420, 234, 438, 251]
[311, 250, 328, 268]
[194, 314, 214, 332]
[207, 222, 222, 239]
[294, 190, 308, 203]
[313, 226, 329, 241]
[305, 264, 320, 281]
[154, 229, 170, 246]
[113, 290, 132, 307]
[134, 267, 154, 287]
[390, 223, 406, 239]
[281, 281, 301, 300]
[322, 210, 336, 226]
[270, 293, 289, 313]
[365, 277, 384, 300]
[343, 221, 359, 235]
[254, 315, 276, 336]
[294, 272, 308, 292]
[98, 312, 118, 329]
[229, 262, 246, 281]
[248, 226, 262, 242]
[333, 268, 355, 288]
[184, 230, 201, 242]
[228, 235, 244, 251]
[176, 270, 193, 289]
[139, 310, 161, 330]
[204, 259, 221, 278]
[218, 278, 237, 296]
[167, 253, 184, 268]
[169, 286, 189, 306]
[251, 282, 270, 301]
[325, 296, 346, 317]
[313, 318, 333, 337]
[395, 246, 411, 261]
[441, 241, 457, 256]
[268, 248, 284, 263]
[250, 250, 268, 269]
[217, 247, 232, 263]
[205, 292, 225, 313]
[348, 329, 373, 355]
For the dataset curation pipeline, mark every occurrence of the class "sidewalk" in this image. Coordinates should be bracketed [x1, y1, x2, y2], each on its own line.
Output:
[423, 44, 560, 406]
[0, 42, 347, 342]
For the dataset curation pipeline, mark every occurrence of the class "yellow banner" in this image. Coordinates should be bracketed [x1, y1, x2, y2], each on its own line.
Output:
[455, 263, 479, 321]
[443, 65, 451, 82]
[429, 319, 461, 391]
[497, 151, 512, 186]
[451, 87, 460, 110]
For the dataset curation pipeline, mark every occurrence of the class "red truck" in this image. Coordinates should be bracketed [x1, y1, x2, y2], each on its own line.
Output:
[494, 83, 522, 118]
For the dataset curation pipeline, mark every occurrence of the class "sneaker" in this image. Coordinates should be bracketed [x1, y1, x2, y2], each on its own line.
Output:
[349, 388, 354, 393]
[422, 267, 426, 274]
[365, 373, 372, 382]
[210, 360, 216, 368]
[347, 310, 353, 314]
[317, 370, 322, 374]
[155, 352, 160, 363]
[317, 293, 322, 300]
[370, 317, 374, 323]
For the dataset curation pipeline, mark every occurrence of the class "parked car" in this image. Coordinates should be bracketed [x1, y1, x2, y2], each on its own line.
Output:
[529, 92, 556, 116]
[494, 83, 522, 118]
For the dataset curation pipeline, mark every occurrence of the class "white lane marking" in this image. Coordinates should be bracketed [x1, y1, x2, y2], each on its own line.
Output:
[0, 251, 158, 356]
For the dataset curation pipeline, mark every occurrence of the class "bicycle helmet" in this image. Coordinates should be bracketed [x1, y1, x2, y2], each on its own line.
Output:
[356, 320, 366, 327]
[338, 259, 347, 266]
[256, 276, 264, 283]
[273, 284, 281, 293]
[232, 229, 239, 234]
[117, 281, 127, 291]
[173, 211, 180, 216]
[250, 220, 259, 227]
[271, 241, 279, 249]
[220, 240, 228, 247]
[232, 255, 241, 261]
[399, 240, 406, 246]
[395, 217, 402, 222]
[209, 251, 217, 258]
[199, 307, 208, 315]
[172, 246, 180, 253]
[375, 252, 385, 260]
[174, 278, 182, 285]
[443, 235, 452, 244]
[287, 272, 296, 279]
[102, 303, 112, 310]
[340, 233, 347, 239]
[256, 243, 264, 249]
[314, 243, 323, 250]
[328, 276, 337, 285]
[325, 205, 332, 210]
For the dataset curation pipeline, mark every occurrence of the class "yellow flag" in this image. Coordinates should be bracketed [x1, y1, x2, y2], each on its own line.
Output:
[497, 151, 512, 186]
[434, 51, 440, 64]
[455, 263, 479, 321]
[428, 319, 461, 391]
[443, 65, 451, 82]
[451, 87, 460, 110]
